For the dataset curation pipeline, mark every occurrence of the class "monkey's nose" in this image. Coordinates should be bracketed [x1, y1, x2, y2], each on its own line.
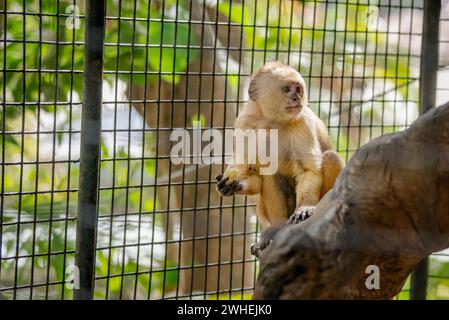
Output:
[292, 97, 297, 102]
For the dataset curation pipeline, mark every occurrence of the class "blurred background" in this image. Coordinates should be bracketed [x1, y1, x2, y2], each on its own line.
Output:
[1, 0, 449, 300]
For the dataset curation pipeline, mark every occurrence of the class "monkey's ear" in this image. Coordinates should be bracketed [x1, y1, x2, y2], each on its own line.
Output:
[248, 78, 258, 101]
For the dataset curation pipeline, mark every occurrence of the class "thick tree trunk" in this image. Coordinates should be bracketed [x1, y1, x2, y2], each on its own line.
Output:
[253, 102, 449, 299]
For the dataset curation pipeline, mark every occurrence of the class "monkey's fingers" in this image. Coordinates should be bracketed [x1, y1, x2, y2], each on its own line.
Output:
[251, 226, 281, 258]
[302, 207, 315, 220]
[217, 177, 237, 196]
[251, 238, 273, 259]
[288, 212, 301, 224]
[217, 176, 229, 189]
[216, 174, 223, 182]
[288, 206, 315, 225]
[230, 180, 243, 192]
[250, 243, 262, 259]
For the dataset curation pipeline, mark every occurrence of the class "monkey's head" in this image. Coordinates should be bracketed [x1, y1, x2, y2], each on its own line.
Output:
[248, 61, 308, 123]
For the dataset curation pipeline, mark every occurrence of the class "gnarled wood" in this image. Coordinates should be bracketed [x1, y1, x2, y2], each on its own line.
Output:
[253, 102, 449, 299]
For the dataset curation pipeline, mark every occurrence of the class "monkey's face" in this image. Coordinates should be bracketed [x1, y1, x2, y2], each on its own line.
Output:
[281, 81, 304, 115]
[248, 62, 307, 123]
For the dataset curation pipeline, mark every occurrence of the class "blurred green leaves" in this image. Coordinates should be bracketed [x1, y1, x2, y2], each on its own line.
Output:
[103, 3, 198, 85]
[1, 0, 198, 112]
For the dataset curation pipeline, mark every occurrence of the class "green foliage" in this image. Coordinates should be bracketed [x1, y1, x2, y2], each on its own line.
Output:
[0, 0, 197, 130]
[427, 257, 449, 299]
[103, 0, 197, 85]
[1, 1, 84, 105]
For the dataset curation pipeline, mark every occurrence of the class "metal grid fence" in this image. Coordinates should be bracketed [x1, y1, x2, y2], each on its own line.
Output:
[0, 0, 448, 300]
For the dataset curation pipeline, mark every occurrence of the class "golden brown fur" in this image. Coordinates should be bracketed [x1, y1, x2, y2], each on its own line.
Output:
[216, 61, 343, 229]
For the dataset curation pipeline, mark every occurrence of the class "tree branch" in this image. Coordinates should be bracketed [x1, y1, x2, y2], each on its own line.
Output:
[253, 102, 449, 299]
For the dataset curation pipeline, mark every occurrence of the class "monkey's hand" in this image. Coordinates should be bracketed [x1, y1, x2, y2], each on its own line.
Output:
[288, 206, 315, 224]
[250, 226, 282, 259]
[216, 174, 243, 197]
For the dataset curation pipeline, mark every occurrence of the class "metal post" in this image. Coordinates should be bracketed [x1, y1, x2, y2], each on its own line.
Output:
[418, 0, 440, 116]
[410, 0, 441, 300]
[74, 0, 106, 300]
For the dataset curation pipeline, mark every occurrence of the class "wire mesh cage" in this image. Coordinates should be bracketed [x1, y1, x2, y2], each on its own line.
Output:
[1, 0, 449, 300]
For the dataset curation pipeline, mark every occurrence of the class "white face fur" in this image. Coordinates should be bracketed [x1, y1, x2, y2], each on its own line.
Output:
[250, 63, 308, 123]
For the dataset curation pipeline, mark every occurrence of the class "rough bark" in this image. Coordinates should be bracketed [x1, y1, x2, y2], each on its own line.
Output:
[253, 102, 449, 299]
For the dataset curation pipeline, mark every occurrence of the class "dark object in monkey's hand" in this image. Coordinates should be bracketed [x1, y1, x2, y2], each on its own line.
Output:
[251, 207, 315, 258]
[216, 174, 243, 196]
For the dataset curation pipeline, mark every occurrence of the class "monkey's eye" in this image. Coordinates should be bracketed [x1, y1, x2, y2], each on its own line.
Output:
[282, 86, 290, 93]
[296, 86, 302, 94]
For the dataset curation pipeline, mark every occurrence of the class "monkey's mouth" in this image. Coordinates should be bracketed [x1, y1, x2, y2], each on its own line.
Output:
[286, 105, 302, 113]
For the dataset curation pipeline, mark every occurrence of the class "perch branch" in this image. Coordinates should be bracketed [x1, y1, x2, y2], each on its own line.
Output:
[253, 102, 449, 299]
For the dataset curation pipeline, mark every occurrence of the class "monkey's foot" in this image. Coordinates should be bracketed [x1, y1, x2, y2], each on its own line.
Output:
[288, 206, 315, 224]
[250, 243, 263, 259]
[251, 240, 272, 259]
[251, 226, 282, 258]
[216, 174, 243, 196]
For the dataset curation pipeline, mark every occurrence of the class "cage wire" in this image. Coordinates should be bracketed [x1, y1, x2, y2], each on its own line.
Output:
[0, 0, 448, 300]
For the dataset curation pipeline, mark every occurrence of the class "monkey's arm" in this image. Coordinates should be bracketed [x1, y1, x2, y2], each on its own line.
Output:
[216, 164, 262, 196]
[291, 168, 322, 222]
[295, 169, 322, 206]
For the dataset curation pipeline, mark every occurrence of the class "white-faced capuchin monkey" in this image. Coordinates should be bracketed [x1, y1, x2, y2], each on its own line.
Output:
[216, 61, 343, 256]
